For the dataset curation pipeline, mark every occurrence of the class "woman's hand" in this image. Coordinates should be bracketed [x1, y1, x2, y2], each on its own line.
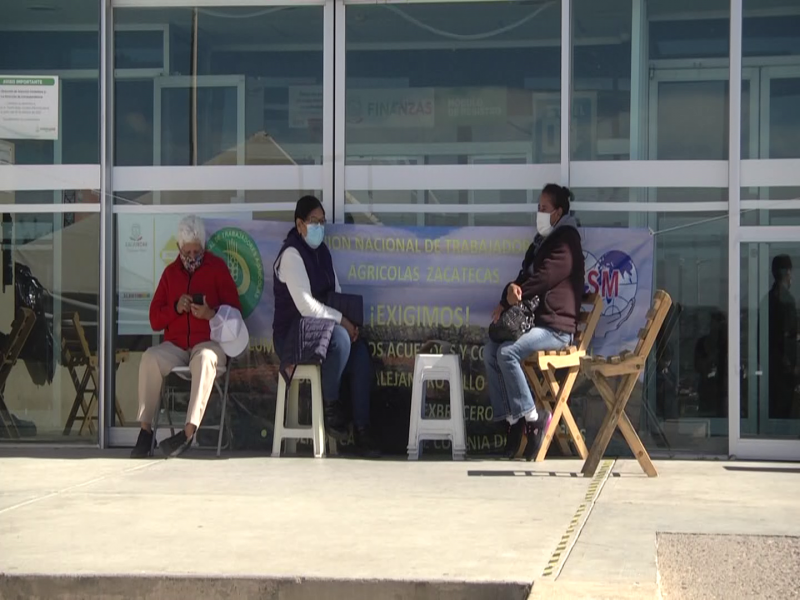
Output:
[491, 304, 504, 324]
[341, 316, 359, 343]
[506, 283, 522, 306]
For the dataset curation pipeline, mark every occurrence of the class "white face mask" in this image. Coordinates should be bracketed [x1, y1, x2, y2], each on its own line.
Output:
[536, 211, 554, 237]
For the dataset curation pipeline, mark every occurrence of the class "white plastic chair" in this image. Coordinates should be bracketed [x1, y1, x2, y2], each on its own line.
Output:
[272, 364, 337, 458]
[407, 354, 467, 460]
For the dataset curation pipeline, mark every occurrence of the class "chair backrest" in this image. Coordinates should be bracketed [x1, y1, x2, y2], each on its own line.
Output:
[633, 290, 673, 360]
[574, 292, 603, 353]
[0, 308, 36, 383]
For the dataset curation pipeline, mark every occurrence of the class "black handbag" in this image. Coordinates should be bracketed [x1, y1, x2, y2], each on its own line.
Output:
[326, 292, 364, 326]
[488, 297, 540, 343]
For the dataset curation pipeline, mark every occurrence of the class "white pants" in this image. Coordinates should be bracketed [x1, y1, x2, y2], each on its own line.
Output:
[137, 341, 226, 428]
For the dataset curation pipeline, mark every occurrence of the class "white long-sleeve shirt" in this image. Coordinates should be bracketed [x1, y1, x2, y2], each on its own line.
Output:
[275, 247, 343, 322]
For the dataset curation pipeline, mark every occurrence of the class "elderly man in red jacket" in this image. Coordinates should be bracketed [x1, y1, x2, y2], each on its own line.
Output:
[131, 215, 241, 459]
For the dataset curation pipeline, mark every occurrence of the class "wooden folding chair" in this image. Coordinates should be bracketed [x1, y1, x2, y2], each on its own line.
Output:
[0, 308, 37, 439]
[521, 292, 603, 461]
[62, 312, 129, 435]
[579, 290, 673, 478]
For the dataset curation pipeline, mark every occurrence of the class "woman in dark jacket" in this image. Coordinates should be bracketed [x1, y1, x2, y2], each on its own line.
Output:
[484, 184, 584, 460]
[272, 196, 378, 457]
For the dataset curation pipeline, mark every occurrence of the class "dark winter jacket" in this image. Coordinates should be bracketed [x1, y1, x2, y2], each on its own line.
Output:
[501, 215, 584, 335]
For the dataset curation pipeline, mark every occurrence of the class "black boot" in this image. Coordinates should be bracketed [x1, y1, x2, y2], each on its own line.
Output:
[504, 419, 525, 459]
[324, 402, 350, 442]
[353, 426, 381, 459]
[522, 410, 553, 462]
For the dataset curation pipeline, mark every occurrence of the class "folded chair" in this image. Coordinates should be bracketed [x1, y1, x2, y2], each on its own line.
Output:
[0, 308, 37, 439]
[521, 292, 603, 461]
[62, 312, 128, 435]
[580, 290, 673, 477]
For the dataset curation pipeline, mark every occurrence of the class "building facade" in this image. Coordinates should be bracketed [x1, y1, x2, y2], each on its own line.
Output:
[0, 0, 799, 460]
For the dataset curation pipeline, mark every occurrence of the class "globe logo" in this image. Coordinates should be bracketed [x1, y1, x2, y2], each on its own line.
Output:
[584, 250, 638, 340]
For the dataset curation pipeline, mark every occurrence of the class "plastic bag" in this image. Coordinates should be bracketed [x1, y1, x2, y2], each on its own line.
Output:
[14, 262, 55, 385]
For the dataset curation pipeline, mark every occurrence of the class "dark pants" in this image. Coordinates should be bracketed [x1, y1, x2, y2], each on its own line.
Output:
[275, 324, 373, 429]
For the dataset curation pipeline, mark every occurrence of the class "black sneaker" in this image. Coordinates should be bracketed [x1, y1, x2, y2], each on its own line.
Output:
[130, 428, 154, 459]
[353, 426, 381, 459]
[324, 402, 350, 442]
[504, 419, 525, 459]
[160, 430, 193, 458]
[522, 411, 553, 462]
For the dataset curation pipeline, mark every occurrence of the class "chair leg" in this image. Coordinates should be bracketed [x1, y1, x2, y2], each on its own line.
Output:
[310, 370, 326, 458]
[285, 379, 300, 455]
[272, 378, 287, 457]
[216, 378, 229, 458]
[582, 373, 639, 477]
[407, 357, 424, 460]
[0, 394, 20, 439]
[150, 390, 164, 457]
[591, 373, 657, 477]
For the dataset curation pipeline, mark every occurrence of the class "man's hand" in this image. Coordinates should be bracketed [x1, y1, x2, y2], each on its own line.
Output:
[177, 294, 193, 315]
[190, 297, 216, 321]
[341, 317, 359, 343]
[506, 283, 522, 307]
[491, 304, 504, 324]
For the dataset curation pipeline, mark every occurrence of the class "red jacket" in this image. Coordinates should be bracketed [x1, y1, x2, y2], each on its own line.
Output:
[149, 252, 241, 350]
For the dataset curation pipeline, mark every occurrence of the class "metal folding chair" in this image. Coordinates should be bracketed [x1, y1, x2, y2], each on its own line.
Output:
[150, 360, 232, 458]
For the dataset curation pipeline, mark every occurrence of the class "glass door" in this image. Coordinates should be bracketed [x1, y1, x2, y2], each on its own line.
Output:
[737, 65, 800, 458]
[153, 75, 245, 168]
[739, 238, 800, 457]
[648, 68, 759, 440]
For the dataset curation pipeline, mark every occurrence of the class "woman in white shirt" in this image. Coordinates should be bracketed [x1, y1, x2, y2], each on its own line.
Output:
[272, 196, 379, 457]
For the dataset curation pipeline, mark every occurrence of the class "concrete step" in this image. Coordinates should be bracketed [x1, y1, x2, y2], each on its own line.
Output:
[0, 574, 532, 600]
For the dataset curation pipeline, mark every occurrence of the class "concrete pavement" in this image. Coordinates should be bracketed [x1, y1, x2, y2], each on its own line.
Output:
[1, 449, 798, 599]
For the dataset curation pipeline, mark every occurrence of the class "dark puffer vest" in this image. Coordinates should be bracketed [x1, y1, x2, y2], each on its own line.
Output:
[272, 228, 337, 343]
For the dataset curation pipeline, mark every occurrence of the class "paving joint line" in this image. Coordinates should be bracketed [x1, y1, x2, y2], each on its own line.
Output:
[0, 460, 163, 516]
[540, 458, 615, 580]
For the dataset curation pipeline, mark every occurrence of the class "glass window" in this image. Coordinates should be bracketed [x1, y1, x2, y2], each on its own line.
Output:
[0, 1, 99, 165]
[0, 209, 99, 442]
[743, 1, 800, 159]
[345, 189, 537, 227]
[115, 189, 320, 209]
[114, 6, 324, 166]
[113, 210, 294, 439]
[742, 186, 800, 226]
[354, 200, 730, 454]
[578, 207, 729, 455]
[573, 0, 732, 161]
[740, 242, 800, 439]
[345, 2, 561, 165]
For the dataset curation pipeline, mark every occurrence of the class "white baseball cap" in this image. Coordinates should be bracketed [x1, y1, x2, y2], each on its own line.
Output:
[210, 305, 249, 357]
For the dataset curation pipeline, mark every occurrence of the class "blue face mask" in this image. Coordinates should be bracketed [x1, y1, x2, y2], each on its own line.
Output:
[304, 223, 325, 249]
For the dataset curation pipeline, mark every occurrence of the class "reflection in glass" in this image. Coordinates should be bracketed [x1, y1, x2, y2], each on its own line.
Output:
[0, 1, 99, 166]
[113, 211, 294, 434]
[741, 242, 800, 439]
[114, 6, 324, 166]
[743, 1, 800, 159]
[345, 2, 561, 164]
[115, 189, 320, 208]
[1, 212, 99, 442]
[572, 0, 733, 160]
[578, 208, 729, 454]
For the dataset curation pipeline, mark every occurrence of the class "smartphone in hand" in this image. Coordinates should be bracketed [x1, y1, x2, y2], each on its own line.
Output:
[192, 294, 204, 305]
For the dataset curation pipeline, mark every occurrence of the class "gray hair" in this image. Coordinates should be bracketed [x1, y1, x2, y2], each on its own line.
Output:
[177, 215, 206, 248]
